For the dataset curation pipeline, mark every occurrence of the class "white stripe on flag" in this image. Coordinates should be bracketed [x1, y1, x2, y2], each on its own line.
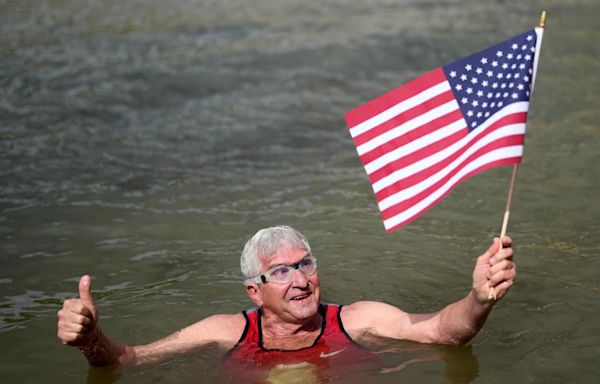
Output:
[531, 27, 544, 94]
[356, 99, 458, 156]
[349, 81, 451, 138]
[364, 118, 465, 175]
[373, 101, 529, 195]
[382, 145, 524, 230]
[377, 123, 526, 210]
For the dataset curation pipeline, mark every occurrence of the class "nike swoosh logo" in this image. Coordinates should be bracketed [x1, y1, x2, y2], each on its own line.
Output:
[319, 348, 346, 358]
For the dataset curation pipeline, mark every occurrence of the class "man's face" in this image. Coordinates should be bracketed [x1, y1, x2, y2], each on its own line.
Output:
[251, 244, 320, 323]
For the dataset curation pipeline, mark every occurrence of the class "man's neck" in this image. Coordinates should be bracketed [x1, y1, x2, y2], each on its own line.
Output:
[260, 307, 322, 339]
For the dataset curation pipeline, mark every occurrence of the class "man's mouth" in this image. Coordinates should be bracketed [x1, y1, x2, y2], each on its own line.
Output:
[289, 292, 312, 301]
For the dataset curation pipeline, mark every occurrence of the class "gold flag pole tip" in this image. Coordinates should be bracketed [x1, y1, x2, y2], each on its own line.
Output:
[539, 10, 547, 28]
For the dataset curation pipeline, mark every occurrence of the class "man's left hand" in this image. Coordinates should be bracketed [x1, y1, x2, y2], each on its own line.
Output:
[472, 237, 516, 303]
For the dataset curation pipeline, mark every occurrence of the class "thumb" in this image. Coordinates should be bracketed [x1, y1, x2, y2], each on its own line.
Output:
[78, 275, 97, 319]
[481, 237, 501, 264]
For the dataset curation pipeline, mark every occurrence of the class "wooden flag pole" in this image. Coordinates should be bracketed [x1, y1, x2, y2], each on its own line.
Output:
[488, 10, 546, 300]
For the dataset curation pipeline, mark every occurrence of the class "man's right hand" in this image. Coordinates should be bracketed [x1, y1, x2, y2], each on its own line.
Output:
[57, 275, 99, 348]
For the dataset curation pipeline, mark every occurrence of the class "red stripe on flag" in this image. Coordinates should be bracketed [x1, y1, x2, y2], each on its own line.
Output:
[383, 157, 522, 233]
[371, 112, 528, 199]
[351, 90, 456, 147]
[368, 128, 467, 188]
[379, 134, 525, 221]
[345, 68, 447, 129]
[359, 109, 464, 168]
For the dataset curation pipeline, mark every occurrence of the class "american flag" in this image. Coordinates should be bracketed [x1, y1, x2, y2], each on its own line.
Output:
[346, 28, 544, 233]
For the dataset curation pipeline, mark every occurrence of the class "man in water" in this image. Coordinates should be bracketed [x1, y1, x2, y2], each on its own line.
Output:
[57, 225, 515, 368]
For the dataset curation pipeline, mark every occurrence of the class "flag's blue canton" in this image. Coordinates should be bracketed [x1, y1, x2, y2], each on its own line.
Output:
[443, 29, 537, 132]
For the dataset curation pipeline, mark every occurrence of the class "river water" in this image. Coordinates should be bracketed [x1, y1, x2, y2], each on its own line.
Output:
[1, 0, 599, 383]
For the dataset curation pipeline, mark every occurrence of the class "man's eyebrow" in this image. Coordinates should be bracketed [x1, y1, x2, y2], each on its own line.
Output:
[266, 262, 286, 270]
[265, 252, 310, 269]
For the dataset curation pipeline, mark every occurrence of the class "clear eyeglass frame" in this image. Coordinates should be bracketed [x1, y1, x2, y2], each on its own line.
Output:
[244, 256, 318, 285]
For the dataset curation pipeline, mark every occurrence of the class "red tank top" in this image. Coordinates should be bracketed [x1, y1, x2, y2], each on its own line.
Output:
[224, 303, 371, 369]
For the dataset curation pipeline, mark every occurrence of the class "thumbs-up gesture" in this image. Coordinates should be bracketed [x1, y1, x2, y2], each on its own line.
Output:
[57, 275, 99, 348]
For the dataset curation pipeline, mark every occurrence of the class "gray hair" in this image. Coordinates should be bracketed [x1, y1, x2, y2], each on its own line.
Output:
[240, 226, 311, 280]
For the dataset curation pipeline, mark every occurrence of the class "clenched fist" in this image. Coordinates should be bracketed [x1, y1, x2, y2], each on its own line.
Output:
[472, 237, 516, 303]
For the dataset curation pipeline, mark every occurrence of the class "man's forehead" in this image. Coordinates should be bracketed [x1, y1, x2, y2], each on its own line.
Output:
[262, 246, 309, 267]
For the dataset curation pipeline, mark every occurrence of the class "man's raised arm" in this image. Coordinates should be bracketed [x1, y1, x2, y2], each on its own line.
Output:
[57, 275, 245, 368]
[342, 237, 516, 346]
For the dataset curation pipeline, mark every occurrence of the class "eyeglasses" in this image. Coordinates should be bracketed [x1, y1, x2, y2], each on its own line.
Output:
[244, 256, 318, 285]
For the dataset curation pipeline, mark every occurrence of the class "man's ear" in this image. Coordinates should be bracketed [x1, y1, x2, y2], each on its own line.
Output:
[246, 284, 263, 307]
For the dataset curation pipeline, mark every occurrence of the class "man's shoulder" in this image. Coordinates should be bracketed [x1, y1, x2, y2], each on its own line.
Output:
[182, 312, 247, 345]
[204, 312, 247, 332]
[341, 301, 408, 329]
[342, 300, 396, 314]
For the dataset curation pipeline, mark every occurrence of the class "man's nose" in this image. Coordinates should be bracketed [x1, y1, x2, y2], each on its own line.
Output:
[291, 267, 309, 287]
